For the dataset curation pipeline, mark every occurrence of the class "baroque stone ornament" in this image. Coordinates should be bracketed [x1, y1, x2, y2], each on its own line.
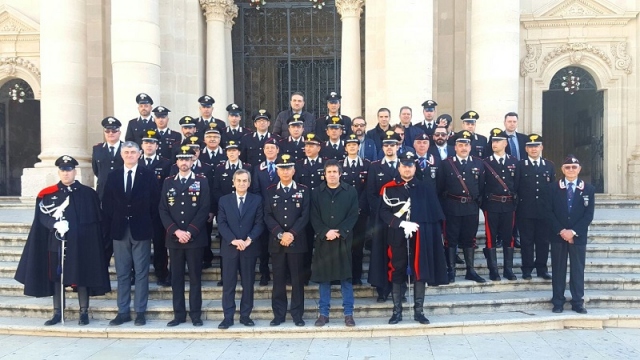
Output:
[611, 42, 632, 75]
[200, 0, 236, 23]
[0, 57, 40, 79]
[336, 0, 365, 19]
[541, 42, 611, 72]
[520, 44, 541, 77]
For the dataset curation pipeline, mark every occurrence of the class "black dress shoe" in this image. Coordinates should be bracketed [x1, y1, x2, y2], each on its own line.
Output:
[218, 319, 233, 329]
[109, 313, 132, 326]
[522, 273, 532, 280]
[167, 318, 186, 327]
[134, 312, 146, 326]
[44, 314, 61, 326]
[552, 305, 563, 313]
[259, 277, 269, 286]
[538, 272, 552, 280]
[202, 262, 213, 270]
[572, 306, 588, 314]
[239, 317, 255, 326]
[376, 294, 386, 303]
[294, 319, 305, 327]
[217, 280, 223, 286]
[270, 318, 284, 326]
[192, 319, 203, 327]
[78, 313, 89, 326]
[157, 279, 171, 287]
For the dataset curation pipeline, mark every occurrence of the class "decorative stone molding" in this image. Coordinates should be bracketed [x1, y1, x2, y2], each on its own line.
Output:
[541, 42, 610, 72]
[521, 0, 637, 28]
[224, 2, 238, 28]
[0, 57, 40, 79]
[200, 0, 235, 23]
[0, 4, 39, 33]
[520, 44, 541, 76]
[541, 0, 616, 17]
[336, 0, 365, 19]
[611, 42, 631, 75]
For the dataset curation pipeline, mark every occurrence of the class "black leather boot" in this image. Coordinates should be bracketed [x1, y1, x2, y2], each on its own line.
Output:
[463, 248, 486, 283]
[483, 248, 501, 281]
[413, 281, 430, 324]
[388, 283, 403, 324]
[78, 286, 89, 325]
[447, 247, 457, 283]
[45, 283, 62, 326]
[503, 247, 517, 280]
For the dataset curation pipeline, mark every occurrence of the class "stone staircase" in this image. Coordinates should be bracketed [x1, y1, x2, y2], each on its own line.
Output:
[1, 198, 640, 338]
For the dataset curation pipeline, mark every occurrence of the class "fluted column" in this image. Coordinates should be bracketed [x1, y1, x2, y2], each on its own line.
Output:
[201, 0, 235, 120]
[337, 0, 364, 118]
[21, 0, 91, 197]
[111, 0, 161, 123]
[224, 5, 238, 111]
[470, 0, 520, 135]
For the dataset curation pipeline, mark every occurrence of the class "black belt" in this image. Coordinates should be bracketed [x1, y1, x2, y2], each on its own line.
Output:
[447, 194, 473, 203]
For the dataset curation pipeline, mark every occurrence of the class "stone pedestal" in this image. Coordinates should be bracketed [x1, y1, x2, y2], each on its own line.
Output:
[470, 0, 519, 135]
[337, 0, 364, 118]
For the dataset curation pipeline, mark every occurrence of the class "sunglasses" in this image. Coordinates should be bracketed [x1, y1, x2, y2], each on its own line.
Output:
[104, 129, 120, 134]
[382, 144, 397, 147]
[352, 123, 366, 127]
[563, 165, 579, 170]
[433, 133, 447, 137]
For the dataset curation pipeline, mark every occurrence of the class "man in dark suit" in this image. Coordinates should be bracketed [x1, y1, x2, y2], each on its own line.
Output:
[159, 146, 210, 327]
[432, 126, 454, 161]
[503, 112, 528, 161]
[273, 92, 316, 138]
[125, 93, 156, 146]
[365, 108, 392, 151]
[546, 155, 595, 314]
[264, 154, 310, 326]
[102, 141, 159, 326]
[517, 134, 555, 280]
[92, 116, 124, 200]
[217, 169, 264, 329]
[352, 116, 378, 162]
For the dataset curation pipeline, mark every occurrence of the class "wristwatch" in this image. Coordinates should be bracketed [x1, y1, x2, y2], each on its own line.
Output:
[277, 232, 284, 240]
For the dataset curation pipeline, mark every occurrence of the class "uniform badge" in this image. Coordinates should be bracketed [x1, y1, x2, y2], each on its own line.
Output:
[296, 203, 300, 208]
[430, 167, 436, 179]
[192, 196, 197, 202]
[168, 197, 175, 206]
[167, 188, 177, 197]
[583, 195, 589, 207]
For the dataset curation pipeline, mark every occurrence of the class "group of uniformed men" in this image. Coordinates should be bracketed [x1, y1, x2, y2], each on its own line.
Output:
[15, 90, 595, 328]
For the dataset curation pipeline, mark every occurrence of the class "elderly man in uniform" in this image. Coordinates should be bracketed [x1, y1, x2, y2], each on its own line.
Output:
[15, 156, 110, 326]
[279, 114, 307, 162]
[153, 106, 182, 160]
[125, 93, 156, 146]
[200, 122, 227, 166]
[546, 155, 595, 314]
[459, 111, 489, 159]
[264, 154, 310, 326]
[311, 159, 360, 327]
[194, 95, 226, 140]
[273, 92, 316, 138]
[159, 146, 210, 327]
[416, 100, 438, 137]
[482, 128, 520, 281]
[92, 116, 124, 200]
[379, 152, 447, 325]
[437, 130, 486, 283]
[517, 134, 555, 280]
[315, 92, 352, 141]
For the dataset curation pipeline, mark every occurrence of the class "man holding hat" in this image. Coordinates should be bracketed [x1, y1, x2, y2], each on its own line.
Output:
[279, 114, 307, 162]
[437, 130, 486, 283]
[273, 92, 316, 138]
[264, 154, 310, 326]
[546, 155, 595, 314]
[195, 95, 226, 140]
[153, 106, 182, 160]
[459, 111, 489, 158]
[416, 100, 438, 137]
[159, 146, 210, 327]
[92, 116, 124, 200]
[315, 91, 352, 142]
[221, 103, 250, 146]
[125, 93, 157, 146]
[241, 109, 279, 167]
[517, 134, 555, 280]
[379, 151, 447, 325]
[319, 116, 347, 161]
[15, 155, 111, 326]
[482, 128, 520, 281]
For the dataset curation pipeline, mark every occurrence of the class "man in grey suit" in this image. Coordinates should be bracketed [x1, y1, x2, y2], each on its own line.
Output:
[216, 169, 264, 329]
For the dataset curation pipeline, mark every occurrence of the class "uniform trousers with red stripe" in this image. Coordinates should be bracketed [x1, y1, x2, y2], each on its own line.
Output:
[483, 210, 516, 248]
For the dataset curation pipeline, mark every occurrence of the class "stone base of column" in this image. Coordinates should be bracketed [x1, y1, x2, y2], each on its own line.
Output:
[21, 166, 95, 198]
[627, 155, 640, 195]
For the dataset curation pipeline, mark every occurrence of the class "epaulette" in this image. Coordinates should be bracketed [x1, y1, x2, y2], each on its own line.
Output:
[37, 184, 60, 199]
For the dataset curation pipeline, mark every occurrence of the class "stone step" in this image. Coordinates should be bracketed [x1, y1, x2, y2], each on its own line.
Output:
[594, 200, 640, 209]
[3, 289, 640, 321]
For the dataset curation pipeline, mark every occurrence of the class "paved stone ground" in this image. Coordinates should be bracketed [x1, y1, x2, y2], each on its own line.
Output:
[0, 328, 638, 359]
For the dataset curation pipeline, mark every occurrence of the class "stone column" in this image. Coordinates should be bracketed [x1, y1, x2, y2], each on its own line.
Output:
[224, 5, 238, 108]
[21, 0, 91, 197]
[111, 0, 161, 122]
[201, 0, 234, 121]
[337, 0, 364, 118]
[470, 0, 520, 135]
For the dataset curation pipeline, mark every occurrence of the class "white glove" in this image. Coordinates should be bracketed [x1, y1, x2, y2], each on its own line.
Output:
[54, 220, 69, 238]
[399, 221, 419, 238]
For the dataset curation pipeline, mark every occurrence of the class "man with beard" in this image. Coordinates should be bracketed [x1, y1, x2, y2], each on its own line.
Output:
[433, 126, 454, 160]
[352, 116, 378, 161]
[279, 115, 307, 162]
[15, 155, 110, 326]
[125, 93, 156, 146]
[415, 100, 438, 137]
[379, 152, 447, 325]
[315, 91, 352, 141]
[153, 106, 182, 160]
[273, 92, 316, 138]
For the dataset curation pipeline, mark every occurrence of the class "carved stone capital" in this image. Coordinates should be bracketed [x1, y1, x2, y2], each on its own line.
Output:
[224, 3, 239, 28]
[0, 57, 40, 79]
[336, 0, 364, 20]
[200, 0, 235, 23]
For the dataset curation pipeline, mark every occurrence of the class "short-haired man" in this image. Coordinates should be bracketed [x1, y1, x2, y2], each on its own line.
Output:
[199, 123, 227, 166]
[398, 106, 425, 147]
[459, 110, 489, 158]
[217, 169, 264, 329]
[152, 106, 182, 160]
[503, 112, 528, 161]
[273, 92, 316, 138]
[365, 108, 392, 151]
[221, 103, 250, 146]
[319, 116, 347, 161]
[412, 133, 439, 185]
[279, 115, 307, 162]
[311, 159, 359, 327]
[352, 116, 378, 161]
[125, 93, 156, 146]
[241, 110, 279, 167]
[433, 125, 454, 160]
[92, 116, 124, 200]
[415, 100, 438, 137]
[194, 95, 226, 141]
[315, 91, 352, 141]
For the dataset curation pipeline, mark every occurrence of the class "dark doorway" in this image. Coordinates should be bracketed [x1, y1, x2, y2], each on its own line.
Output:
[232, 0, 341, 125]
[0, 79, 40, 196]
[542, 66, 604, 192]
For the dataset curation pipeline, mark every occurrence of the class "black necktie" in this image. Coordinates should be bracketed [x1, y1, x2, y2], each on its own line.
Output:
[238, 196, 244, 213]
[159, 130, 165, 137]
[109, 146, 115, 159]
[181, 178, 187, 185]
[259, 135, 264, 142]
[146, 157, 152, 166]
[461, 159, 467, 165]
[351, 160, 356, 169]
[310, 160, 315, 166]
[333, 144, 338, 150]
[533, 160, 538, 168]
[126, 170, 132, 195]
[231, 164, 237, 171]
[389, 161, 395, 168]
[499, 158, 504, 165]
[283, 186, 289, 193]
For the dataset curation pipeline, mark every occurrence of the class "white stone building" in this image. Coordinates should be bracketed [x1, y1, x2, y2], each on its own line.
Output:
[0, 0, 637, 196]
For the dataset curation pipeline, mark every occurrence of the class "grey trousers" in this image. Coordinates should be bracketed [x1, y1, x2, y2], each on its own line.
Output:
[113, 226, 151, 314]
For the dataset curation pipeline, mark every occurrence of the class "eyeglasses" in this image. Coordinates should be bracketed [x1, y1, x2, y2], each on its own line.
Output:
[562, 165, 579, 170]
[433, 133, 447, 137]
[382, 144, 397, 147]
[104, 129, 120, 134]
[352, 123, 366, 127]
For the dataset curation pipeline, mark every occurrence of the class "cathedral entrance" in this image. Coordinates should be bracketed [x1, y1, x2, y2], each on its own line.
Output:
[542, 66, 604, 192]
[232, 0, 342, 122]
[0, 79, 39, 196]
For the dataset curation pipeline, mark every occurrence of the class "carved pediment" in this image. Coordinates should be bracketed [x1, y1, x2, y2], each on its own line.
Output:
[534, 0, 623, 17]
[0, 4, 39, 34]
[522, 0, 637, 28]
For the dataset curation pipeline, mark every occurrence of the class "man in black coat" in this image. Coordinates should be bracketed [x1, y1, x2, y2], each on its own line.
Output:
[220, 103, 251, 147]
[546, 155, 595, 314]
[365, 108, 392, 151]
[125, 93, 156, 146]
[102, 141, 159, 326]
[503, 112, 528, 161]
[279, 115, 306, 162]
[241, 109, 279, 167]
[159, 146, 210, 327]
[264, 154, 310, 326]
[319, 116, 347, 161]
[15, 156, 110, 326]
[273, 92, 316, 138]
[217, 169, 264, 329]
[517, 134, 555, 280]
[92, 116, 124, 200]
